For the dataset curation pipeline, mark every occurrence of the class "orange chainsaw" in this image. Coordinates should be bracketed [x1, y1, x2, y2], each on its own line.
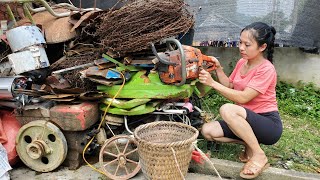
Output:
[151, 39, 217, 85]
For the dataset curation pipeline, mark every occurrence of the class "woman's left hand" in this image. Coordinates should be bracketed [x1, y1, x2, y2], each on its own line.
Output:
[199, 69, 216, 87]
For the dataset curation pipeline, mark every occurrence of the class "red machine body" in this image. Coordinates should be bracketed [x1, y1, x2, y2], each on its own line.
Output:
[156, 45, 217, 84]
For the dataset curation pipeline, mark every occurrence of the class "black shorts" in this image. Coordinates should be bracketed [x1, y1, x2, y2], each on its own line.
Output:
[218, 108, 283, 145]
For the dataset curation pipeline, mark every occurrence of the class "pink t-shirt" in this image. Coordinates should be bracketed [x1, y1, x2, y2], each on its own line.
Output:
[229, 58, 278, 113]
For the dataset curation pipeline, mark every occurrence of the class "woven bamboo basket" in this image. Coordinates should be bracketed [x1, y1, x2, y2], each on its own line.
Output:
[134, 121, 199, 180]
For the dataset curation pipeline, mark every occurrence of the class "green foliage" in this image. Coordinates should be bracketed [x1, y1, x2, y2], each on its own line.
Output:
[200, 91, 231, 115]
[276, 81, 320, 127]
[261, 114, 320, 173]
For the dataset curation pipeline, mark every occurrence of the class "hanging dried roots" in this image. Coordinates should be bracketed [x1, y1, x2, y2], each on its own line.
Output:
[85, 0, 194, 57]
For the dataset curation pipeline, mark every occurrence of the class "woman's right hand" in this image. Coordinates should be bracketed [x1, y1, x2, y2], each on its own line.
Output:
[199, 69, 216, 87]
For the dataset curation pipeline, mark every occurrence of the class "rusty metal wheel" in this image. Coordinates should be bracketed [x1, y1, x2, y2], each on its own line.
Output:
[99, 135, 140, 179]
[16, 120, 67, 172]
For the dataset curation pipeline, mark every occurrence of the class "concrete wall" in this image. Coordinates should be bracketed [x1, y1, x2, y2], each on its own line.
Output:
[197, 47, 320, 88]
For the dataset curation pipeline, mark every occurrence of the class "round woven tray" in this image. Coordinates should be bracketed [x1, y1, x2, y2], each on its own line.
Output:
[134, 121, 199, 180]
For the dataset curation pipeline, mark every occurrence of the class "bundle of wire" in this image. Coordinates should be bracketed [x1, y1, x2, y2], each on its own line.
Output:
[86, 0, 194, 57]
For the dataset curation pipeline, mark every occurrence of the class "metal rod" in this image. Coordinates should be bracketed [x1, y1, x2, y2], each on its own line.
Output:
[5, 4, 17, 26]
[29, 0, 71, 18]
[52, 62, 94, 74]
[0, 0, 33, 2]
[124, 116, 134, 135]
[23, 3, 35, 24]
[1, 0, 101, 20]
[27, 3, 79, 13]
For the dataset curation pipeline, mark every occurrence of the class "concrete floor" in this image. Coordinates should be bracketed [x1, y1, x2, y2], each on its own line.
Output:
[9, 157, 320, 180]
[9, 163, 226, 180]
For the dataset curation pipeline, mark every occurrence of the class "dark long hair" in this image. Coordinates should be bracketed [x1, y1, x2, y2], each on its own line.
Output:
[241, 22, 276, 63]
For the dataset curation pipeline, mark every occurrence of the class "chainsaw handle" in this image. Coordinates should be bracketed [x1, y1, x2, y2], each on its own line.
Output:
[150, 42, 176, 65]
[165, 39, 186, 86]
[150, 39, 186, 86]
[166, 41, 175, 51]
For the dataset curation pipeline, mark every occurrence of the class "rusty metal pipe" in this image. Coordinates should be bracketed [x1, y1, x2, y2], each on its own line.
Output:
[0, 0, 33, 3]
[25, 1, 101, 17]
[0, 0, 71, 17]
[27, 3, 80, 13]
[1, 0, 101, 20]
[23, 3, 35, 24]
[26, 0, 71, 17]
[52, 62, 94, 75]
[5, 4, 17, 26]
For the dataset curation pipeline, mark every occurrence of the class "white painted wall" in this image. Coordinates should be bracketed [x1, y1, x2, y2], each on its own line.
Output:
[274, 48, 320, 87]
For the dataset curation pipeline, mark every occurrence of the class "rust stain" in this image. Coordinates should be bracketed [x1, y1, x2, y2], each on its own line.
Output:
[53, 105, 84, 129]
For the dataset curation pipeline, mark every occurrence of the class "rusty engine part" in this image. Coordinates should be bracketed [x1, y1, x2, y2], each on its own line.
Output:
[152, 39, 217, 85]
[14, 101, 101, 170]
[83, 0, 194, 57]
[16, 120, 68, 172]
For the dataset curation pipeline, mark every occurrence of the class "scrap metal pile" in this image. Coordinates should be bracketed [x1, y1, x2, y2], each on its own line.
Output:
[0, 0, 215, 179]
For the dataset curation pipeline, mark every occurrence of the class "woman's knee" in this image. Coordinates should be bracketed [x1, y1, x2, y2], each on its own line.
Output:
[201, 123, 211, 139]
[201, 121, 223, 139]
[219, 103, 246, 123]
[219, 103, 235, 118]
